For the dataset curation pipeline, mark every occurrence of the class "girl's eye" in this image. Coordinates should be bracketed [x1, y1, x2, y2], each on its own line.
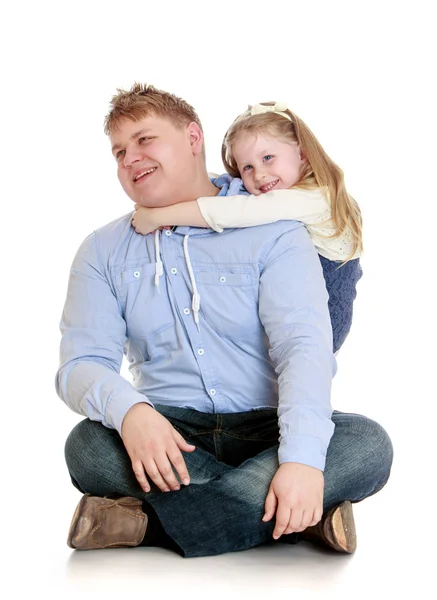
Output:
[263, 155, 273, 162]
[242, 165, 253, 172]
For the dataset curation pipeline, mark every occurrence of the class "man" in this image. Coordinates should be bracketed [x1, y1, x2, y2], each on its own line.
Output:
[56, 83, 392, 557]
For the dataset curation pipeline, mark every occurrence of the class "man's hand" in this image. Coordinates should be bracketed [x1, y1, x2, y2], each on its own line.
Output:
[121, 403, 196, 493]
[263, 462, 324, 539]
[132, 204, 163, 235]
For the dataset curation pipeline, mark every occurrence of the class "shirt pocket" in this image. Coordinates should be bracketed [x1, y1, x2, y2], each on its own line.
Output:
[114, 262, 178, 355]
[195, 266, 261, 341]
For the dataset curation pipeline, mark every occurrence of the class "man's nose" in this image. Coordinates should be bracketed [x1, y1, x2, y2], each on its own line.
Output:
[123, 147, 143, 168]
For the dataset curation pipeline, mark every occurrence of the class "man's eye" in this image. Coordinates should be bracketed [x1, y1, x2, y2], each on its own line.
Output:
[263, 155, 273, 162]
[138, 137, 149, 143]
[116, 150, 125, 160]
[242, 165, 253, 172]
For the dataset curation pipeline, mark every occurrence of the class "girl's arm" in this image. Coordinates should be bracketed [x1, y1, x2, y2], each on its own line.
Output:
[198, 189, 360, 261]
[132, 201, 208, 235]
[131, 190, 360, 261]
[132, 188, 329, 235]
[197, 188, 331, 232]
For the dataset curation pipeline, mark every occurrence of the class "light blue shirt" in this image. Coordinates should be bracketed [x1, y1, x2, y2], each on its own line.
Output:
[56, 179, 336, 470]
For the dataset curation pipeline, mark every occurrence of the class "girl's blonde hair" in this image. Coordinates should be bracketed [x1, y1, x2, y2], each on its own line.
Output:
[222, 102, 363, 261]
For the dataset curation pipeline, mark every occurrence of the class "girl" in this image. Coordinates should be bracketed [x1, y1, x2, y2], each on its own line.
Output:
[132, 102, 363, 352]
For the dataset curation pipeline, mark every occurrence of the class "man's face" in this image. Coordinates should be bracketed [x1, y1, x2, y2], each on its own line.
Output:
[110, 115, 199, 207]
[233, 132, 305, 195]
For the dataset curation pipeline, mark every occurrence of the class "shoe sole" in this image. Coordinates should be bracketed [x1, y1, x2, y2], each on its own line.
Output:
[67, 493, 91, 549]
[330, 501, 357, 554]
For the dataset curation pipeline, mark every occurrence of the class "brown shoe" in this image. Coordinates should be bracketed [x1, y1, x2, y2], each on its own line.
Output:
[67, 494, 148, 550]
[302, 501, 357, 554]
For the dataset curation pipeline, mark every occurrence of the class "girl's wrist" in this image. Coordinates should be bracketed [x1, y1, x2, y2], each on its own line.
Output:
[153, 207, 168, 228]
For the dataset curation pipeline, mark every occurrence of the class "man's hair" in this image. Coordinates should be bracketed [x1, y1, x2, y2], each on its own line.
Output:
[104, 83, 203, 135]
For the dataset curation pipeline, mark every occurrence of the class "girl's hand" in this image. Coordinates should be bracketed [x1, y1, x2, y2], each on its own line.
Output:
[132, 204, 162, 235]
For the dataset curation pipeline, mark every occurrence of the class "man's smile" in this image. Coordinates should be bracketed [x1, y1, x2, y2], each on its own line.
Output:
[133, 167, 157, 183]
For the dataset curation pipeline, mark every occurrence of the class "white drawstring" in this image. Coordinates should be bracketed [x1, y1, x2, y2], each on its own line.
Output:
[154, 230, 163, 291]
[154, 230, 200, 330]
[183, 234, 201, 331]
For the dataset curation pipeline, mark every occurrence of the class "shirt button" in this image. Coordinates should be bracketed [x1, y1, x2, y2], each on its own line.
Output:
[171, 268, 178, 274]
[209, 389, 216, 396]
[133, 271, 140, 278]
[197, 349, 204, 356]
[183, 308, 190, 315]
[165, 230, 172, 236]
[219, 276, 226, 283]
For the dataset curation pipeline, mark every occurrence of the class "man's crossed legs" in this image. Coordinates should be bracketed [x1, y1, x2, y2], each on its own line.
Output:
[65, 406, 393, 557]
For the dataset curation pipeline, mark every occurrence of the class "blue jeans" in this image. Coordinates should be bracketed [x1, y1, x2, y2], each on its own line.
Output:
[65, 407, 393, 557]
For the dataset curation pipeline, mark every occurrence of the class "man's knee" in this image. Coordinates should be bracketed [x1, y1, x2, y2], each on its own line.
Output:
[326, 413, 393, 503]
[64, 419, 128, 492]
[364, 417, 393, 490]
[348, 414, 393, 479]
[65, 419, 101, 470]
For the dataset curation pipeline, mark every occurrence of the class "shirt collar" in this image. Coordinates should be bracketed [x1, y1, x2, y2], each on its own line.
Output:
[173, 177, 230, 236]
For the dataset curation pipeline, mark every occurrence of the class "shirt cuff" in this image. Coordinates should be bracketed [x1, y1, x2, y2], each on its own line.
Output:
[278, 434, 331, 471]
[106, 391, 154, 436]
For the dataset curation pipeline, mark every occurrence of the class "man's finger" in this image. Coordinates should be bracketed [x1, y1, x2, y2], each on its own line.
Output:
[263, 488, 277, 522]
[273, 502, 290, 539]
[154, 453, 183, 491]
[167, 445, 191, 486]
[289, 508, 304, 533]
[145, 459, 171, 493]
[309, 508, 323, 527]
[173, 429, 196, 453]
[294, 509, 311, 533]
[132, 459, 151, 493]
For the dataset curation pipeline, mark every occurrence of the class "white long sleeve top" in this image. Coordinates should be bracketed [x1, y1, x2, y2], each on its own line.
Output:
[198, 188, 360, 261]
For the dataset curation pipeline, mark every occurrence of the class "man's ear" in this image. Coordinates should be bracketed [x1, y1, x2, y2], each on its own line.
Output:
[187, 122, 204, 156]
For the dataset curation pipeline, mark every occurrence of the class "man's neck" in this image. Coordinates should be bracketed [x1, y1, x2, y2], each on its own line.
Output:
[177, 174, 220, 204]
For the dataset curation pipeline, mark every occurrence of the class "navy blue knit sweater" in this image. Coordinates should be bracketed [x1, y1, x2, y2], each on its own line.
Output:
[319, 256, 362, 352]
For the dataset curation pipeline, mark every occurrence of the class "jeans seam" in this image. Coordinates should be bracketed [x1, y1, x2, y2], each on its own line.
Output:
[214, 430, 222, 462]
[189, 429, 216, 437]
[220, 431, 278, 443]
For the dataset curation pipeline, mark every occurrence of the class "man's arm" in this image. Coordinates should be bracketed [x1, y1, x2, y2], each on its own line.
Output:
[258, 222, 336, 537]
[259, 222, 336, 469]
[55, 232, 195, 493]
[55, 231, 152, 433]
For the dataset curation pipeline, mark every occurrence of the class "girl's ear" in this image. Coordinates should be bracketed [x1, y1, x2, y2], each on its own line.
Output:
[298, 146, 307, 164]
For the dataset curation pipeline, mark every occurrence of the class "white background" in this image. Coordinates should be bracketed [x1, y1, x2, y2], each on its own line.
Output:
[1, 0, 435, 597]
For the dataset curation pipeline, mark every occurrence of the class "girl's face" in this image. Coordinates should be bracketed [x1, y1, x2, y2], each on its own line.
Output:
[232, 132, 305, 195]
